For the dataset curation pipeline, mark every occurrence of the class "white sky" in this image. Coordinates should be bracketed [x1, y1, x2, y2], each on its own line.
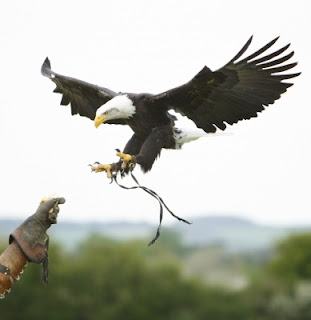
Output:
[0, 0, 310, 226]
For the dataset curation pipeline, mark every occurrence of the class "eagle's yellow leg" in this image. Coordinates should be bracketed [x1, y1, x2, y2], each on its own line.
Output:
[116, 152, 134, 170]
[90, 163, 113, 179]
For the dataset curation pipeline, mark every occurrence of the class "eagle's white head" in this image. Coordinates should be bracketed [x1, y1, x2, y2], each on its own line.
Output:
[94, 94, 136, 128]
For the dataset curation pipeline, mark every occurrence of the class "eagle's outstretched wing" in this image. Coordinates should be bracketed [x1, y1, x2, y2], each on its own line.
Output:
[41, 58, 117, 121]
[149, 37, 300, 133]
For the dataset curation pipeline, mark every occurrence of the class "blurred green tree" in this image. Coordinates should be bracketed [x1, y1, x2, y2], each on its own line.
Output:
[0, 237, 254, 320]
[244, 232, 311, 320]
[268, 232, 311, 282]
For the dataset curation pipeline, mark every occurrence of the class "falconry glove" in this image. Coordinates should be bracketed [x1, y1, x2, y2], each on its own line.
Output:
[9, 197, 65, 284]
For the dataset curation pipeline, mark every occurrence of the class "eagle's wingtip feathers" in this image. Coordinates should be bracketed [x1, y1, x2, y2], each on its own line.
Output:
[41, 57, 52, 78]
[274, 35, 280, 42]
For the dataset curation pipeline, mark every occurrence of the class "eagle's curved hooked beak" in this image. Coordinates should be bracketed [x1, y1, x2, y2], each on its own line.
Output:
[94, 114, 109, 128]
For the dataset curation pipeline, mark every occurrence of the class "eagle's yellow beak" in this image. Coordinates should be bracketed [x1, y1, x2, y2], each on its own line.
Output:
[94, 114, 109, 128]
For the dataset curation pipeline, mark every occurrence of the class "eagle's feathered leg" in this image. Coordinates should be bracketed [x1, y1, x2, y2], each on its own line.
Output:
[91, 126, 175, 176]
[90, 134, 143, 178]
[118, 125, 175, 173]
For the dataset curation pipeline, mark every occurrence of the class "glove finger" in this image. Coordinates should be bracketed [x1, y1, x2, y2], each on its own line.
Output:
[47, 198, 65, 223]
[36, 197, 66, 221]
[55, 197, 66, 205]
[40, 197, 66, 210]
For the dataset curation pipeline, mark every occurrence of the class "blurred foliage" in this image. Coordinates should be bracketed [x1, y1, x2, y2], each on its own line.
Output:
[268, 232, 311, 282]
[1, 230, 311, 319]
[0, 236, 250, 320]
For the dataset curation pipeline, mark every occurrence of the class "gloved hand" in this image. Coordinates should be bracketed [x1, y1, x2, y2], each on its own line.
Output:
[0, 197, 65, 298]
[9, 197, 66, 283]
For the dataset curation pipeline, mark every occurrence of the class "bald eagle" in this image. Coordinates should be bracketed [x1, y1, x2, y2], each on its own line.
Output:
[41, 37, 299, 177]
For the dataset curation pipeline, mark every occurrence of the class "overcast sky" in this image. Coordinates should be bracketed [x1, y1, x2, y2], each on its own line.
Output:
[0, 0, 309, 227]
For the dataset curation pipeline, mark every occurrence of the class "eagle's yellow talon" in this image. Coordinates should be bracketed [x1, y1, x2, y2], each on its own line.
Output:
[91, 163, 113, 179]
[116, 152, 133, 170]
[116, 152, 132, 162]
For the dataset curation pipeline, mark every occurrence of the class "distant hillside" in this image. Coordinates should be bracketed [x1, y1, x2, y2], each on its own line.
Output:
[174, 216, 310, 251]
[1, 216, 310, 252]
